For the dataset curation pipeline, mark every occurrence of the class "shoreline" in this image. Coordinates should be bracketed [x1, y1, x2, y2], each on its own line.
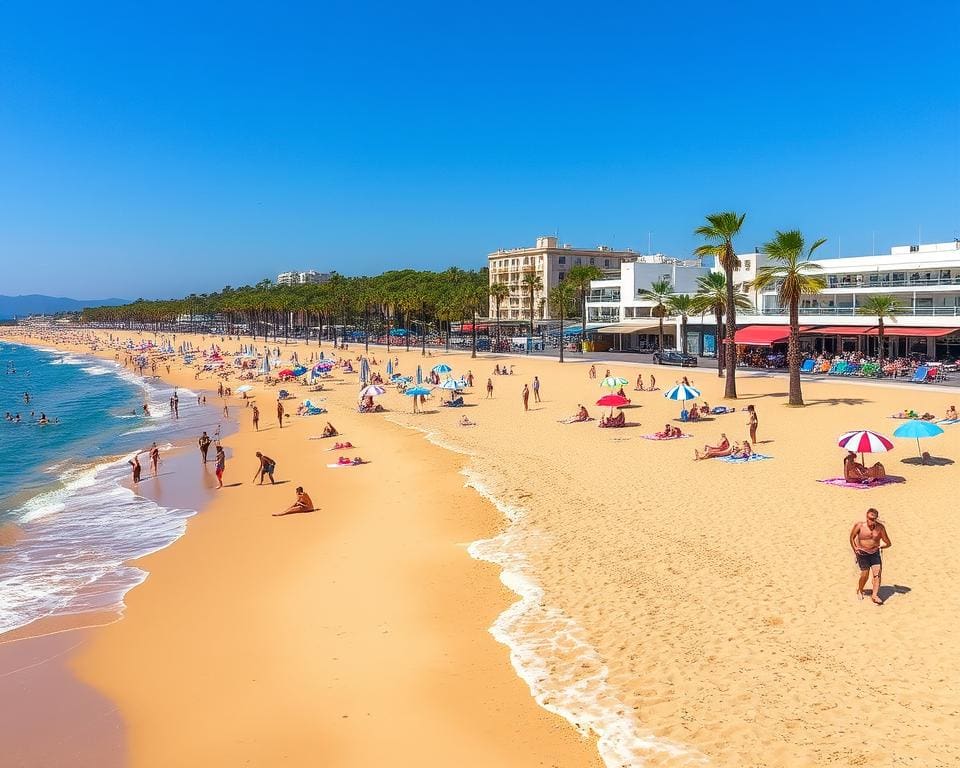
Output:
[3, 330, 603, 767]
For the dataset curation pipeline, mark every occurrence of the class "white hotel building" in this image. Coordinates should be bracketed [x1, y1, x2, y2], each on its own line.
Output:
[584, 240, 960, 360]
[276, 270, 331, 286]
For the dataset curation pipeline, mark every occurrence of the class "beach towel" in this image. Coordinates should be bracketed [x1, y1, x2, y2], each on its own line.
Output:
[711, 406, 735, 415]
[324, 444, 354, 451]
[326, 462, 367, 468]
[718, 453, 772, 463]
[817, 476, 905, 490]
[936, 419, 959, 425]
[641, 433, 691, 440]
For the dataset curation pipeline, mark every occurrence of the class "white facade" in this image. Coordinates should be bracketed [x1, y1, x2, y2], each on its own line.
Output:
[488, 236, 638, 320]
[276, 270, 331, 286]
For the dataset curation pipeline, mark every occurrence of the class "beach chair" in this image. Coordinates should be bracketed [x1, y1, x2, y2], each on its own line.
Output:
[926, 367, 944, 383]
[800, 359, 815, 373]
[843, 363, 860, 376]
[859, 362, 879, 378]
[911, 366, 929, 383]
[827, 361, 844, 375]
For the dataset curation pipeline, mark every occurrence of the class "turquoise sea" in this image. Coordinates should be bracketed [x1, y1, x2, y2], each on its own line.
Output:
[0, 342, 215, 636]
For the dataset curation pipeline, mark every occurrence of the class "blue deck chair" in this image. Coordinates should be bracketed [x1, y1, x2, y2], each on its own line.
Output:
[911, 366, 929, 383]
[800, 359, 815, 373]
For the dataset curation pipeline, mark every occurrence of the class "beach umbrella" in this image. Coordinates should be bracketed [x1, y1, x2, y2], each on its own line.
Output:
[432, 363, 452, 374]
[360, 357, 370, 386]
[386, 359, 394, 375]
[236, 384, 253, 393]
[359, 384, 386, 398]
[837, 429, 894, 465]
[596, 393, 629, 417]
[599, 376, 629, 389]
[893, 419, 944, 460]
[416, 365, 423, 385]
[663, 383, 701, 402]
[260, 354, 271, 375]
[292, 365, 307, 377]
[278, 368, 294, 377]
[439, 379, 465, 390]
[405, 386, 432, 396]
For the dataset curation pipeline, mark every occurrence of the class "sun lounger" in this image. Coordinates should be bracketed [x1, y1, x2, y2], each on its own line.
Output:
[910, 366, 929, 383]
[817, 476, 905, 489]
[800, 359, 815, 373]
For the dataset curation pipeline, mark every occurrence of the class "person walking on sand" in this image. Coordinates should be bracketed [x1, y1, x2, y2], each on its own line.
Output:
[532, 376, 541, 403]
[589, 365, 596, 380]
[149, 442, 160, 476]
[277, 399, 284, 429]
[214, 445, 225, 488]
[198, 431, 212, 463]
[274, 486, 315, 517]
[252, 404, 260, 431]
[850, 508, 892, 604]
[746, 404, 758, 444]
[522, 384, 529, 411]
[253, 452, 277, 485]
[486, 378, 493, 398]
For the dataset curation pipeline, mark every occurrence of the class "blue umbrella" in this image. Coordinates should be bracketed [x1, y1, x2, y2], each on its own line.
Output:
[416, 365, 422, 385]
[292, 365, 307, 377]
[432, 363, 452, 374]
[664, 383, 701, 418]
[439, 379, 465, 390]
[360, 357, 370, 386]
[386, 359, 394, 375]
[893, 419, 944, 459]
[260, 354, 271, 375]
[405, 386, 432, 396]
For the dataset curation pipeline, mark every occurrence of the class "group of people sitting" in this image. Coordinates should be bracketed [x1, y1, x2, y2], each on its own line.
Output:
[335, 455, 365, 466]
[599, 411, 626, 428]
[492, 364, 514, 375]
[891, 405, 957, 421]
[634, 373, 657, 391]
[653, 424, 685, 439]
[685, 401, 711, 421]
[693, 433, 753, 460]
[843, 451, 886, 482]
[358, 395, 384, 413]
[321, 422, 338, 438]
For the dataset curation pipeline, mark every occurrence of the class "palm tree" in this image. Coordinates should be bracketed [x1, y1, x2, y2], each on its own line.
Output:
[566, 264, 604, 352]
[520, 271, 542, 341]
[691, 272, 753, 377]
[489, 282, 509, 353]
[751, 230, 827, 406]
[549, 280, 577, 363]
[638, 278, 673, 356]
[666, 294, 694, 354]
[856, 295, 903, 374]
[695, 211, 746, 398]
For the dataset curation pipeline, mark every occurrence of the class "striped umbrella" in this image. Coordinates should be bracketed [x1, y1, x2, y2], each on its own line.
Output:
[838, 429, 893, 465]
[359, 384, 385, 398]
[432, 363, 452, 374]
[664, 383, 701, 402]
[439, 379, 465, 390]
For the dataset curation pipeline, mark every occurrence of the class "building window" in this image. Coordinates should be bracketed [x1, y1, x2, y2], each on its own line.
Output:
[909, 245, 919, 253]
[558, 271, 565, 281]
[558, 256, 566, 265]
[589, 257, 595, 265]
[743, 260, 751, 270]
[604, 259, 610, 267]
[576, 258, 582, 265]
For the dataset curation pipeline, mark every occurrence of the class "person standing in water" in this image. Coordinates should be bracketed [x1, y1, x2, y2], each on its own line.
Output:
[148, 442, 160, 476]
[198, 431, 212, 463]
[129, 454, 142, 484]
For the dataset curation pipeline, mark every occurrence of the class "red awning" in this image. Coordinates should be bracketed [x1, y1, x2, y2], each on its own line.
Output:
[811, 326, 875, 335]
[863, 327, 957, 337]
[729, 325, 813, 345]
[460, 324, 489, 333]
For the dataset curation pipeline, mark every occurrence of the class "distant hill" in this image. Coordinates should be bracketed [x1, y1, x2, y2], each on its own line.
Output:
[0, 295, 128, 320]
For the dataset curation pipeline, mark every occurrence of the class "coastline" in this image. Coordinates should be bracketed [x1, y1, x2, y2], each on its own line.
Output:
[3, 330, 603, 767]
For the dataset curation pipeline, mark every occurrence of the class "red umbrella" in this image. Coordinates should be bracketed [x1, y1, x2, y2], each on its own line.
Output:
[596, 394, 629, 407]
[278, 368, 294, 378]
[837, 430, 893, 465]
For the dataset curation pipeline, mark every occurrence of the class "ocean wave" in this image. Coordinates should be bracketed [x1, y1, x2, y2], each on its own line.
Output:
[463, 468, 707, 768]
[81, 365, 113, 376]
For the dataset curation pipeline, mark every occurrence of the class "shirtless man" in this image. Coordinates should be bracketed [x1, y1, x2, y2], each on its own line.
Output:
[149, 442, 160, 476]
[274, 486, 314, 517]
[849, 507, 892, 604]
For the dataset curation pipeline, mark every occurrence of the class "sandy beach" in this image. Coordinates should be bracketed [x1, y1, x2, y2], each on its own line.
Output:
[3, 328, 959, 767]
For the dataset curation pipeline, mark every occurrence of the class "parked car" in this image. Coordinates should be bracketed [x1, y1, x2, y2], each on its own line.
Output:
[652, 350, 698, 367]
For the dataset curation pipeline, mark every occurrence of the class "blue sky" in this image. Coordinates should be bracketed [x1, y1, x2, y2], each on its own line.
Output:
[1, 1, 958, 299]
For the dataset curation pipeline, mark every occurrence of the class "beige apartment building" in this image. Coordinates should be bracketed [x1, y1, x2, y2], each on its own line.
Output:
[487, 236, 637, 320]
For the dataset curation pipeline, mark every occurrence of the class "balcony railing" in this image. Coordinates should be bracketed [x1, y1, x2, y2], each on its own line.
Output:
[746, 306, 960, 317]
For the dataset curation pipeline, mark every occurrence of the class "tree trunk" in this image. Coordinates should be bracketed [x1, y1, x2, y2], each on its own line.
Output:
[471, 309, 478, 358]
[787, 303, 803, 406]
[715, 310, 724, 377]
[559, 303, 565, 362]
[496, 300, 501, 353]
[680, 316, 688, 354]
[529, 287, 534, 342]
[724, 258, 738, 398]
[658, 314, 664, 356]
[405, 311, 411, 351]
[878, 319, 885, 376]
[364, 305, 370, 353]
[421, 303, 426, 357]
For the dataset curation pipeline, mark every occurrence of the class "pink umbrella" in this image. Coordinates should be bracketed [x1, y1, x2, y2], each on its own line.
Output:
[838, 430, 893, 464]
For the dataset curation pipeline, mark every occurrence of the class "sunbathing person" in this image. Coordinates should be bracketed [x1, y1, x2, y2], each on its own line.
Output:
[458, 415, 476, 426]
[561, 404, 590, 423]
[694, 433, 731, 460]
[947, 405, 958, 420]
[322, 422, 338, 438]
[273, 486, 315, 517]
[635, 373, 644, 391]
[844, 451, 886, 482]
[688, 404, 701, 421]
[730, 439, 753, 459]
[333, 440, 354, 449]
[654, 423, 674, 438]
